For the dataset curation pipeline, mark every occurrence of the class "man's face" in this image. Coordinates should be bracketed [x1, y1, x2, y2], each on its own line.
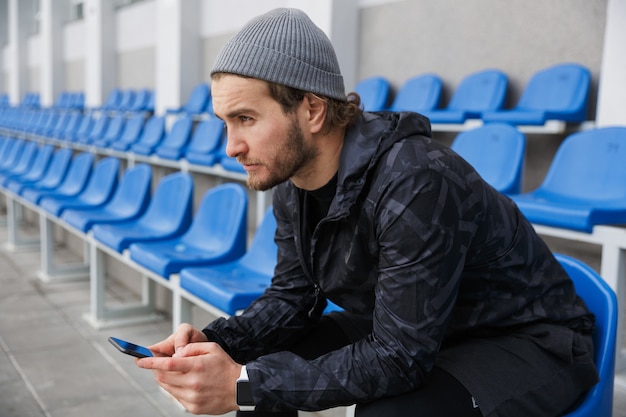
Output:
[212, 75, 317, 191]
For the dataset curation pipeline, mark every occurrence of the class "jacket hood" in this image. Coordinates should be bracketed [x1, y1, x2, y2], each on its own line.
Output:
[335, 111, 432, 201]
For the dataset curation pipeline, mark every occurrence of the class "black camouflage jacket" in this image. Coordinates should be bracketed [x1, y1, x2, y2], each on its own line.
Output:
[204, 111, 594, 411]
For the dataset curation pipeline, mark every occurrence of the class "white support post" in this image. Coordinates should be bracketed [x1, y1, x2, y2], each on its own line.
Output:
[596, 0, 626, 127]
[154, 0, 200, 116]
[37, 211, 89, 282]
[83, 0, 116, 108]
[7, 0, 29, 105]
[83, 242, 164, 329]
[39, 0, 64, 107]
[4, 195, 39, 252]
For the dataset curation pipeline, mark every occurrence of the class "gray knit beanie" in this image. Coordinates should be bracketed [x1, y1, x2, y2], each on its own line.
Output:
[211, 8, 346, 101]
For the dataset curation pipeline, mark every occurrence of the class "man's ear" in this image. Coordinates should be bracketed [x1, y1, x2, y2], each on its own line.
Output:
[305, 93, 327, 134]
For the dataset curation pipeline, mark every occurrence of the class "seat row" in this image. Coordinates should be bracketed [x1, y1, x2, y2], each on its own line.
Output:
[0, 108, 244, 176]
[355, 62, 592, 132]
[0, 146, 279, 323]
[3, 89, 153, 115]
[2, 61, 591, 140]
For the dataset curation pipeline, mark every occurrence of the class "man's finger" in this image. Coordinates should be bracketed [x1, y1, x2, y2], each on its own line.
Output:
[136, 356, 195, 373]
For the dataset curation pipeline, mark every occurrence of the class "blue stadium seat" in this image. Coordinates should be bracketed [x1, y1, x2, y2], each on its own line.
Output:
[167, 83, 211, 116]
[450, 124, 526, 195]
[510, 127, 626, 232]
[66, 114, 93, 142]
[131, 116, 172, 155]
[184, 117, 225, 166]
[21, 152, 93, 205]
[116, 89, 136, 112]
[94, 113, 144, 149]
[91, 171, 193, 252]
[129, 183, 248, 277]
[112, 115, 164, 152]
[61, 164, 152, 232]
[128, 88, 153, 113]
[1, 145, 55, 189]
[154, 116, 194, 160]
[77, 115, 109, 144]
[421, 69, 508, 124]
[0, 139, 26, 173]
[39, 157, 120, 217]
[557, 254, 617, 417]
[354, 76, 391, 111]
[100, 88, 122, 111]
[179, 208, 277, 316]
[91, 115, 126, 148]
[0, 141, 38, 185]
[35, 112, 60, 136]
[482, 63, 591, 125]
[388, 73, 443, 113]
[46, 113, 71, 137]
[52, 112, 82, 140]
[4, 148, 73, 196]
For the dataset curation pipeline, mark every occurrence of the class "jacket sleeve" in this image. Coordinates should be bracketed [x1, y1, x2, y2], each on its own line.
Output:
[246, 160, 486, 412]
[203, 187, 324, 364]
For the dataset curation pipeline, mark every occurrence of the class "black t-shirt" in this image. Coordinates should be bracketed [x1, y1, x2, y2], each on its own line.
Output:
[299, 173, 338, 274]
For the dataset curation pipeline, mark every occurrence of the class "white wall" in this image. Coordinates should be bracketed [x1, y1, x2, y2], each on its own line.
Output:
[62, 19, 84, 61]
[116, 0, 156, 52]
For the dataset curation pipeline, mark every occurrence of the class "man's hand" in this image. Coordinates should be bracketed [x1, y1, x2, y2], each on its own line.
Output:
[136, 324, 242, 415]
[146, 323, 209, 357]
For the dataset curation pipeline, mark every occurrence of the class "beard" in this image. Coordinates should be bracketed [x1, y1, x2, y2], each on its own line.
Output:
[245, 117, 318, 191]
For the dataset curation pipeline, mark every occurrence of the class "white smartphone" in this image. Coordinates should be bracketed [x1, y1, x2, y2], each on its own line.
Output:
[108, 336, 153, 358]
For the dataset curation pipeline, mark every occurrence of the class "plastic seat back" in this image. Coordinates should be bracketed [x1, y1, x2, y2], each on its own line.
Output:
[105, 164, 152, 215]
[117, 114, 145, 144]
[73, 157, 120, 204]
[136, 172, 193, 233]
[354, 76, 391, 111]
[557, 254, 617, 417]
[26, 148, 73, 190]
[132, 116, 165, 148]
[0, 137, 13, 159]
[85, 115, 109, 142]
[447, 69, 508, 117]
[116, 90, 135, 111]
[181, 183, 248, 253]
[101, 88, 122, 110]
[539, 127, 626, 201]
[451, 124, 526, 194]
[104, 115, 126, 141]
[239, 208, 278, 276]
[185, 117, 224, 156]
[389, 73, 442, 112]
[0, 140, 26, 171]
[70, 115, 93, 142]
[16, 144, 55, 183]
[129, 88, 152, 112]
[145, 90, 156, 113]
[184, 83, 211, 114]
[53, 152, 94, 195]
[56, 113, 82, 138]
[7, 141, 38, 175]
[158, 116, 193, 150]
[516, 63, 591, 122]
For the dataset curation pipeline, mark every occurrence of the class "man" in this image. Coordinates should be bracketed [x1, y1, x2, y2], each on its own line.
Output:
[137, 8, 598, 417]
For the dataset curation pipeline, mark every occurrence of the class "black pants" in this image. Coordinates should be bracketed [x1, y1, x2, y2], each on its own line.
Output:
[236, 312, 482, 417]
